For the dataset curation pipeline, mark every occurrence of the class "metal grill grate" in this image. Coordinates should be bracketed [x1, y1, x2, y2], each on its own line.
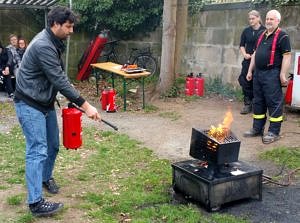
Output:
[203, 129, 239, 144]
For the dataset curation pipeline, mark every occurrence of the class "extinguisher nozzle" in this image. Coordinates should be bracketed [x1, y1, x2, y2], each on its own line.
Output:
[101, 119, 118, 131]
[70, 102, 118, 131]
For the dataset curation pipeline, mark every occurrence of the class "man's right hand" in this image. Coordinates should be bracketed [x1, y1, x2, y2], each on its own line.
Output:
[81, 101, 101, 121]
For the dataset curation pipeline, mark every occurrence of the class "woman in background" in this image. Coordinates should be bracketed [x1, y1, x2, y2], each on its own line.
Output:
[17, 37, 27, 60]
[0, 41, 14, 98]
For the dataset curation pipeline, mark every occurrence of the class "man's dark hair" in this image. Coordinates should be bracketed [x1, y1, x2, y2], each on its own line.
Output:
[47, 6, 77, 27]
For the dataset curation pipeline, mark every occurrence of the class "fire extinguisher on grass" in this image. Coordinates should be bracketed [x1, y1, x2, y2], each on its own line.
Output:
[62, 104, 82, 150]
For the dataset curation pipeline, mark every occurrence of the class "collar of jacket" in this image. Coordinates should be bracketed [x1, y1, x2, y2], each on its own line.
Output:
[46, 27, 66, 56]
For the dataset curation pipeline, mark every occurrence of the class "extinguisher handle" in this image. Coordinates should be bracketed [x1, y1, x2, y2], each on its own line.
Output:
[69, 103, 118, 131]
[101, 119, 118, 131]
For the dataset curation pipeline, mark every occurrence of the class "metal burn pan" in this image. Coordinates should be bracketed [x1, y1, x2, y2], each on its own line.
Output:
[189, 128, 241, 165]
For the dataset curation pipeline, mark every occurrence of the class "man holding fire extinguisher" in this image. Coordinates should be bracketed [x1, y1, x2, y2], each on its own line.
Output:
[14, 6, 101, 217]
[243, 9, 291, 144]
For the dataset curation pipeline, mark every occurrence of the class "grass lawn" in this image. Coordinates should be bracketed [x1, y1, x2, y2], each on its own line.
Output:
[0, 116, 249, 222]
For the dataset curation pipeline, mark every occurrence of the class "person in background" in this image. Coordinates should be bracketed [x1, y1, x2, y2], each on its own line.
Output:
[14, 6, 101, 217]
[238, 10, 265, 114]
[243, 9, 291, 144]
[17, 37, 27, 60]
[6, 34, 21, 78]
[0, 40, 14, 98]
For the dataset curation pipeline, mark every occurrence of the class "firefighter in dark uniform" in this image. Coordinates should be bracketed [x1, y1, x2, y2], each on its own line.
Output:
[243, 9, 291, 144]
[239, 10, 265, 114]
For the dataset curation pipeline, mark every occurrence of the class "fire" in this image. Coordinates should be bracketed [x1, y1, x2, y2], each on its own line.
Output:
[208, 109, 233, 142]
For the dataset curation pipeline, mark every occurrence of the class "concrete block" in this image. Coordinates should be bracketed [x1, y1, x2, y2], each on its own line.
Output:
[204, 10, 227, 27]
[222, 47, 240, 64]
[211, 28, 235, 45]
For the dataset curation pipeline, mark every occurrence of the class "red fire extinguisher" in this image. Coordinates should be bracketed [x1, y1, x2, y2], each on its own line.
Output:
[285, 74, 293, 105]
[100, 88, 117, 112]
[62, 104, 82, 149]
[185, 73, 195, 96]
[194, 73, 205, 97]
[100, 89, 109, 111]
[107, 88, 117, 112]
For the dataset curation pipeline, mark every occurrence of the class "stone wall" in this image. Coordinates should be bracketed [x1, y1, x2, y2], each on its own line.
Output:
[180, 4, 300, 86]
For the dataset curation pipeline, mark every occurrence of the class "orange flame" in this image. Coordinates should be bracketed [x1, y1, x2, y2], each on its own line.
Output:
[208, 109, 233, 143]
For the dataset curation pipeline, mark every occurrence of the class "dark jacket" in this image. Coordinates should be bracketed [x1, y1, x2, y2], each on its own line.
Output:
[15, 28, 85, 112]
[0, 46, 13, 71]
[17, 48, 26, 60]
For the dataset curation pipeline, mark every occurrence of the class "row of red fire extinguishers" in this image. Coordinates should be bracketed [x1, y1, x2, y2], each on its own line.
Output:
[185, 73, 205, 96]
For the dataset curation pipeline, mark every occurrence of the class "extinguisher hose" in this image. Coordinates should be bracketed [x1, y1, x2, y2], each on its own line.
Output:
[101, 119, 118, 131]
[69, 103, 118, 131]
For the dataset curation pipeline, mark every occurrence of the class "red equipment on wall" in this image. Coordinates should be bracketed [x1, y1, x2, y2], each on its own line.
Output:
[195, 73, 205, 96]
[100, 88, 117, 112]
[62, 105, 82, 149]
[76, 30, 109, 81]
[185, 73, 195, 96]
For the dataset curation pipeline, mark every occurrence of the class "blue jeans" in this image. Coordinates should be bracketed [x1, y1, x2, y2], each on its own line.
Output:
[15, 100, 59, 204]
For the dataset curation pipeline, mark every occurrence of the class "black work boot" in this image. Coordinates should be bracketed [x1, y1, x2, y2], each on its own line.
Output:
[29, 198, 63, 217]
[240, 96, 252, 115]
[240, 104, 252, 114]
[243, 128, 264, 137]
[43, 178, 59, 194]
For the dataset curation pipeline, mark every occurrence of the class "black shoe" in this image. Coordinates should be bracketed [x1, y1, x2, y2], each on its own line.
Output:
[243, 128, 263, 137]
[43, 178, 59, 194]
[240, 104, 252, 114]
[262, 132, 280, 144]
[29, 198, 63, 217]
